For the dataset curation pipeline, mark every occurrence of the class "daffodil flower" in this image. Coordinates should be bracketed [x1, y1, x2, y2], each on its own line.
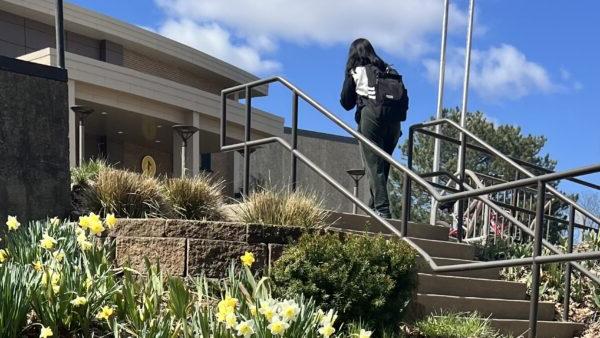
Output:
[52, 250, 65, 262]
[50, 217, 60, 227]
[240, 251, 255, 267]
[267, 316, 289, 336]
[280, 300, 300, 322]
[105, 213, 117, 229]
[318, 324, 336, 337]
[6, 215, 20, 231]
[358, 329, 373, 338]
[96, 306, 114, 320]
[32, 260, 43, 271]
[39, 326, 53, 338]
[39, 234, 57, 250]
[236, 320, 255, 337]
[70, 296, 88, 307]
[0, 249, 8, 263]
[225, 312, 237, 329]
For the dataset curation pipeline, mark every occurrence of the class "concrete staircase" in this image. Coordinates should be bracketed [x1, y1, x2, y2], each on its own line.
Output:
[327, 211, 586, 338]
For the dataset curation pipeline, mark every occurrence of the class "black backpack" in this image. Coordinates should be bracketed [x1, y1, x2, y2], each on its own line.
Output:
[364, 64, 409, 122]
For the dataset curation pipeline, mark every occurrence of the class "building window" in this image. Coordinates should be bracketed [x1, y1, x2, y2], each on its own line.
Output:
[201, 153, 212, 173]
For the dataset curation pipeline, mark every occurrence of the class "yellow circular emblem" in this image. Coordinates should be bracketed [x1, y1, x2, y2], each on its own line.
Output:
[141, 155, 157, 177]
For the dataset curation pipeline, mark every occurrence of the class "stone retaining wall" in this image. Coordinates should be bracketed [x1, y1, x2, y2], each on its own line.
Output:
[108, 219, 307, 277]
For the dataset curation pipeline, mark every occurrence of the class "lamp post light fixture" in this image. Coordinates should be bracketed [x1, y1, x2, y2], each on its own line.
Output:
[172, 125, 200, 177]
[346, 168, 365, 214]
[71, 105, 94, 166]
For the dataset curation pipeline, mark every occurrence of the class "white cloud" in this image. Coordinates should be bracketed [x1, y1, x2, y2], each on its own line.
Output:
[157, 19, 281, 74]
[155, 0, 468, 61]
[424, 44, 556, 100]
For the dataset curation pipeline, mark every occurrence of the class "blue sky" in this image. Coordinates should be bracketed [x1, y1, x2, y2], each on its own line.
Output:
[69, 0, 600, 194]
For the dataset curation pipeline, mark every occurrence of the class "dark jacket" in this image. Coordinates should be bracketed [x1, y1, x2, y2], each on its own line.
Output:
[340, 71, 364, 124]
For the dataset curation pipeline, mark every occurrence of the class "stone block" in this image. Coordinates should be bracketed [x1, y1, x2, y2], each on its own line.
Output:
[164, 220, 247, 242]
[246, 223, 305, 244]
[116, 237, 186, 276]
[107, 218, 166, 238]
[187, 239, 266, 277]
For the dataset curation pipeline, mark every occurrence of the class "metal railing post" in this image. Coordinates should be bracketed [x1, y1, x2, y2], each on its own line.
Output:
[401, 128, 415, 237]
[55, 0, 66, 69]
[291, 92, 299, 191]
[220, 93, 227, 148]
[430, 0, 450, 225]
[563, 205, 576, 321]
[243, 86, 252, 195]
[529, 180, 546, 338]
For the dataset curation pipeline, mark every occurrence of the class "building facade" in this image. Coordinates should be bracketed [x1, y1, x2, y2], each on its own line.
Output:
[0, 0, 367, 212]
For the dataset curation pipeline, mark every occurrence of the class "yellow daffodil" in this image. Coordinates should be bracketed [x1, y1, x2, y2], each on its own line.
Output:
[0, 249, 8, 263]
[105, 213, 117, 229]
[225, 312, 237, 329]
[318, 324, 336, 337]
[84, 277, 93, 289]
[77, 233, 93, 251]
[216, 311, 227, 323]
[96, 306, 114, 320]
[250, 305, 258, 316]
[240, 251, 255, 267]
[320, 309, 337, 327]
[32, 260, 43, 271]
[280, 301, 300, 322]
[259, 300, 276, 322]
[50, 217, 60, 227]
[39, 326, 53, 338]
[358, 329, 373, 338]
[6, 215, 20, 231]
[267, 316, 289, 336]
[78, 215, 90, 230]
[52, 283, 60, 294]
[39, 234, 57, 250]
[236, 320, 255, 337]
[217, 296, 238, 315]
[88, 220, 105, 236]
[70, 296, 88, 307]
[52, 250, 65, 262]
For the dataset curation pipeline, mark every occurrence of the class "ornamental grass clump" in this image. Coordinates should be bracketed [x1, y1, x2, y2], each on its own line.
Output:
[271, 233, 418, 332]
[162, 174, 226, 221]
[415, 312, 505, 338]
[88, 167, 168, 218]
[234, 188, 330, 228]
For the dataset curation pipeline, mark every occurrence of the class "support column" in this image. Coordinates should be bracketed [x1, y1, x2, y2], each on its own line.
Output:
[191, 112, 201, 176]
[68, 80, 76, 168]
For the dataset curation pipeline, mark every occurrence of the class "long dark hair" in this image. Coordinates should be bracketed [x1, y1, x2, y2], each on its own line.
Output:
[345, 38, 386, 74]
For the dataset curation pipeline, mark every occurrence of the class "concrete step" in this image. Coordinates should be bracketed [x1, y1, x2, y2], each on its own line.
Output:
[326, 211, 449, 241]
[490, 319, 585, 338]
[408, 237, 475, 260]
[417, 273, 526, 300]
[417, 257, 501, 280]
[416, 294, 556, 321]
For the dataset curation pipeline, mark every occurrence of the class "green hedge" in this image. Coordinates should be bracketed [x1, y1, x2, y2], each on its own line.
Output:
[271, 233, 417, 331]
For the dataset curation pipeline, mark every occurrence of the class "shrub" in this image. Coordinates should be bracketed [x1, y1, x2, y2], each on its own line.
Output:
[70, 159, 108, 187]
[86, 167, 168, 218]
[233, 188, 330, 228]
[162, 174, 225, 221]
[271, 233, 418, 331]
[415, 312, 505, 338]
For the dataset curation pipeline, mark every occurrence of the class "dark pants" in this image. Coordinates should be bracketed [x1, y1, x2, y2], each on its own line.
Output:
[358, 107, 401, 218]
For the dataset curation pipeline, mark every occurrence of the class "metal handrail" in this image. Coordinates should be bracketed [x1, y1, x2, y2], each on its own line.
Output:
[220, 76, 600, 337]
[411, 119, 600, 228]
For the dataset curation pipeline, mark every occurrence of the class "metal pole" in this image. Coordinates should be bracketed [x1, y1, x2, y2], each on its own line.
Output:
[78, 117, 84, 166]
[456, 0, 475, 242]
[352, 182, 359, 214]
[402, 129, 415, 236]
[180, 141, 186, 178]
[430, 0, 450, 226]
[563, 205, 575, 321]
[291, 92, 299, 191]
[55, 0, 66, 69]
[243, 86, 252, 195]
[529, 180, 546, 338]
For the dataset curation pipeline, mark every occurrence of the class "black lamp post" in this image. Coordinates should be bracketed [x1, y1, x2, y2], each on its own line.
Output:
[71, 105, 94, 166]
[347, 169, 365, 214]
[172, 125, 199, 177]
